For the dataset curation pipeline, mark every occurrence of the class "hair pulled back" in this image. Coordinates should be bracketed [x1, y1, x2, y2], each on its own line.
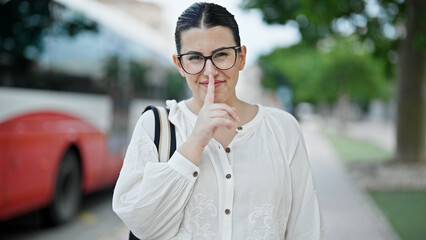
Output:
[175, 2, 241, 54]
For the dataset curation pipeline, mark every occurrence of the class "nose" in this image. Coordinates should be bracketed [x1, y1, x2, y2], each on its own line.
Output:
[203, 59, 218, 76]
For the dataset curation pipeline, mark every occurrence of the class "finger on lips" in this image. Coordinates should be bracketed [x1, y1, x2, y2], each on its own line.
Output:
[204, 74, 240, 123]
[204, 73, 215, 105]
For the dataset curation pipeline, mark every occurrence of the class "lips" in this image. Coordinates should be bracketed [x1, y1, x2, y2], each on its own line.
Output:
[200, 80, 225, 88]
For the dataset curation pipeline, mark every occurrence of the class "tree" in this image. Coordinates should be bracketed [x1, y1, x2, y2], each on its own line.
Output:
[166, 70, 186, 100]
[259, 37, 389, 106]
[243, 0, 426, 163]
[0, 0, 97, 73]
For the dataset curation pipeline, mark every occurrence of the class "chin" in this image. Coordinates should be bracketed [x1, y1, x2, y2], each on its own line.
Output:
[214, 96, 229, 104]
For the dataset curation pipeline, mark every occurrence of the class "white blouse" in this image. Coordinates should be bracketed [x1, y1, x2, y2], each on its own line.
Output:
[113, 100, 322, 240]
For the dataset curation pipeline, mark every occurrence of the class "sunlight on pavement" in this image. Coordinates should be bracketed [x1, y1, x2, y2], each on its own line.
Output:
[79, 211, 96, 224]
[98, 223, 128, 240]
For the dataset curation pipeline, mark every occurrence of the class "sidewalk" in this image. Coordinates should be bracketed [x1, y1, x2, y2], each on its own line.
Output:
[327, 118, 395, 152]
[302, 119, 400, 240]
[98, 223, 128, 240]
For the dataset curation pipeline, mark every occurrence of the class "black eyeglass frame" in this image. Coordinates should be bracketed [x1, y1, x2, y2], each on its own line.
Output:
[177, 46, 242, 75]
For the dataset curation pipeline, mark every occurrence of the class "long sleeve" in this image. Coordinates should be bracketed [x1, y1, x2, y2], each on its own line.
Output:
[285, 123, 322, 240]
[112, 111, 200, 240]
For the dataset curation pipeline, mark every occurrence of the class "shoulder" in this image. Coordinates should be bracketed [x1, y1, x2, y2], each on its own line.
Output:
[262, 106, 303, 141]
[262, 106, 307, 163]
[140, 107, 156, 126]
[137, 101, 179, 140]
[139, 102, 173, 127]
[132, 107, 157, 141]
[263, 106, 300, 129]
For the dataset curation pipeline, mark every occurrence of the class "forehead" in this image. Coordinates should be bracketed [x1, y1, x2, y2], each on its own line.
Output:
[180, 26, 236, 54]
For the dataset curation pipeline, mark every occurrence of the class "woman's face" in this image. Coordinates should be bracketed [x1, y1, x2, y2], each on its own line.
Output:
[173, 26, 247, 105]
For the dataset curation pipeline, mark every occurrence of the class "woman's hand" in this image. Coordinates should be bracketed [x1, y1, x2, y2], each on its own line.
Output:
[177, 73, 239, 165]
[190, 73, 240, 148]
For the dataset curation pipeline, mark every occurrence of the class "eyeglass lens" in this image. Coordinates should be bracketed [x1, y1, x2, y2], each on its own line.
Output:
[180, 48, 237, 74]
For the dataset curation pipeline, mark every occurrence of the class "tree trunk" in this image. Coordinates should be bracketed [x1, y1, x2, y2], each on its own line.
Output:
[396, 0, 426, 163]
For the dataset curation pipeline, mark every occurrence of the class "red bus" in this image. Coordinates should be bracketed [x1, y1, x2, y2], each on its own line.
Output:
[0, 109, 122, 224]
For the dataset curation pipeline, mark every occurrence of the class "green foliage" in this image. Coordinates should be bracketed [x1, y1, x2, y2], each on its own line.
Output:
[242, 0, 405, 76]
[129, 60, 148, 95]
[103, 55, 120, 80]
[166, 71, 186, 100]
[259, 41, 322, 103]
[102, 56, 150, 97]
[259, 37, 390, 104]
[242, 0, 365, 42]
[0, 0, 98, 72]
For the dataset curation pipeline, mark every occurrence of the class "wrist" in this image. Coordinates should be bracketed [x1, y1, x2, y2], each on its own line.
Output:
[177, 137, 205, 166]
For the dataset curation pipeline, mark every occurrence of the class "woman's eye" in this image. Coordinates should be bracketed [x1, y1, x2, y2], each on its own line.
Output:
[188, 55, 202, 61]
[214, 52, 229, 58]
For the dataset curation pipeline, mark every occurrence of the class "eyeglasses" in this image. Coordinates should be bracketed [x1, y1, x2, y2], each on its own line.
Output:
[177, 46, 241, 75]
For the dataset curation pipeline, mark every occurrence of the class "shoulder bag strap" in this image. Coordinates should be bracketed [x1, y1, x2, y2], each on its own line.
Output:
[142, 105, 176, 162]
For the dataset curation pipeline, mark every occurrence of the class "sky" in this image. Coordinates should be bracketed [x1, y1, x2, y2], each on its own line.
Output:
[143, 0, 301, 65]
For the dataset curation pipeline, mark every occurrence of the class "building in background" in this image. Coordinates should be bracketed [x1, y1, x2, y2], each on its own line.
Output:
[1, 0, 187, 137]
[237, 63, 283, 109]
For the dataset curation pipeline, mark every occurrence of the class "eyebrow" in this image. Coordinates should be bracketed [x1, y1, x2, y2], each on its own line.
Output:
[181, 46, 234, 56]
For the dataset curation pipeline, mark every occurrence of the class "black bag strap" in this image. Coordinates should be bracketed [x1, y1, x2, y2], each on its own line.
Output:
[144, 105, 161, 150]
[129, 231, 139, 240]
[129, 105, 176, 240]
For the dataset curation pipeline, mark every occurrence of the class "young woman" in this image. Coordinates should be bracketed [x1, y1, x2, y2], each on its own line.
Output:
[113, 2, 322, 239]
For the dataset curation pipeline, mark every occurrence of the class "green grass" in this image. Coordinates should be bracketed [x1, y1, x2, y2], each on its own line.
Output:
[370, 191, 426, 240]
[326, 133, 392, 163]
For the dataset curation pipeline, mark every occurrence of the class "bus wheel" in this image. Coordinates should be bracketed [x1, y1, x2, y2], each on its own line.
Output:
[47, 149, 82, 225]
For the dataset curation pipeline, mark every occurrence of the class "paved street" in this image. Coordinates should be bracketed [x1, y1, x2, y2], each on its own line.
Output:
[302, 119, 400, 240]
[0, 188, 123, 240]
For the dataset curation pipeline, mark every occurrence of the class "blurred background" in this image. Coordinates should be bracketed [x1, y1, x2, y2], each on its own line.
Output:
[0, 0, 425, 240]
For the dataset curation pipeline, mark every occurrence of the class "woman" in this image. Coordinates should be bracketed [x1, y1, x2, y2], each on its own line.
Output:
[113, 2, 322, 239]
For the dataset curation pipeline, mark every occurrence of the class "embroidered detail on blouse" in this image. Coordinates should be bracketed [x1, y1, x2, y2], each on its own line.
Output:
[277, 208, 287, 237]
[248, 203, 277, 240]
[177, 193, 218, 239]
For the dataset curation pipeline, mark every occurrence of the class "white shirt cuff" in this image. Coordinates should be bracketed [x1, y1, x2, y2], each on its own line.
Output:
[168, 151, 200, 180]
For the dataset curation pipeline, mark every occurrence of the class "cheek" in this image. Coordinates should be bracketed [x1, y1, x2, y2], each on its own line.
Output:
[185, 76, 200, 91]
[224, 69, 239, 84]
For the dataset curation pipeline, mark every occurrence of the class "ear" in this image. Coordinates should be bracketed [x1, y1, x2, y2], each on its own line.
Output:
[173, 54, 186, 77]
[238, 45, 247, 71]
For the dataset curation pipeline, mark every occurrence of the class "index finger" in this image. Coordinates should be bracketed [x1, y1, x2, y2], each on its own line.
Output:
[204, 73, 215, 105]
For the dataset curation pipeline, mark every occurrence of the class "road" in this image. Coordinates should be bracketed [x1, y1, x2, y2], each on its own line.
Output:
[0, 188, 125, 240]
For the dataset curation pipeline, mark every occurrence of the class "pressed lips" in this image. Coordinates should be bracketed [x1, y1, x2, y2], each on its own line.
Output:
[200, 80, 225, 88]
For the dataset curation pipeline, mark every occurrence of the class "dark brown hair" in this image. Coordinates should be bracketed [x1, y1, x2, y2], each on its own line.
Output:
[175, 2, 241, 54]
